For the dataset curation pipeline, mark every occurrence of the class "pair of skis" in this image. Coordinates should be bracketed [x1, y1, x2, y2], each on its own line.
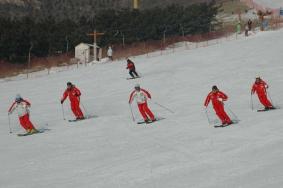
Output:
[68, 115, 98, 123]
[257, 107, 278, 112]
[17, 127, 49, 137]
[208, 107, 279, 128]
[129, 102, 173, 125]
[204, 106, 240, 129]
[214, 121, 237, 128]
[17, 131, 44, 137]
[137, 117, 165, 125]
[126, 76, 140, 80]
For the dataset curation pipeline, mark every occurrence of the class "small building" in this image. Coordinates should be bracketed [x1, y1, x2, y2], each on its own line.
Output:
[75, 43, 90, 64]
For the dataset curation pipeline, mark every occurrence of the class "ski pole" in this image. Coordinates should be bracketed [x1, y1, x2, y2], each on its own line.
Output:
[80, 101, 89, 118]
[61, 103, 66, 120]
[8, 114, 12, 134]
[129, 104, 135, 122]
[137, 71, 142, 78]
[204, 108, 212, 125]
[153, 101, 174, 114]
[266, 90, 274, 106]
[226, 105, 239, 122]
[250, 93, 254, 111]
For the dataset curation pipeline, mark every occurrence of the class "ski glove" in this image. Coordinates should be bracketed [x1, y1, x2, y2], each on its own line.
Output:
[60, 100, 64, 104]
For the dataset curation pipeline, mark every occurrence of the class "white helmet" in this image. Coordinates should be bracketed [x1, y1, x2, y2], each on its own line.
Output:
[15, 94, 22, 102]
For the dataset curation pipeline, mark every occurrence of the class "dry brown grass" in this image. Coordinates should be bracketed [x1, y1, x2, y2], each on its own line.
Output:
[0, 53, 73, 78]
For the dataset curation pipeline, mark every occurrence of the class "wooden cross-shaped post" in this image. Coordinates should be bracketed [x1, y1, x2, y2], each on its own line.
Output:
[87, 30, 104, 61]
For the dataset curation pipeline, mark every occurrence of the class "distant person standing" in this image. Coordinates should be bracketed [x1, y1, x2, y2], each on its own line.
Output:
[107, 46, 113, 61]
[245, 24, 249, 37]
[236, 22, 241, 34]
[126, 58, 139, 79]
[248, 19, 252, 31]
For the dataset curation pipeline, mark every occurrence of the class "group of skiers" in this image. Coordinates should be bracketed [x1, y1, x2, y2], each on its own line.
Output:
[8, 82, 85, 134]
[7, 59, 275, 134]
[204, 77, 275, 126]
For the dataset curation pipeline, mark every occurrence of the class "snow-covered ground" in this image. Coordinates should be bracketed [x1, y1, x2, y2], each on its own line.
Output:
[254, 0, 283, 9]
[1, 28, 283, 188]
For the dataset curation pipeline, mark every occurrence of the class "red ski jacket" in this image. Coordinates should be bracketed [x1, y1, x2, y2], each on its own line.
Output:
[126, 60, 135, 70]
[204, 91, 228, 108]
[129, 88, 151, 104]
[251, 80, 268, 96]
[61, 86, 81, 103]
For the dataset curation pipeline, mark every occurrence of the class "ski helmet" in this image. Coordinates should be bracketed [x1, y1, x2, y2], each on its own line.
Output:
[212, 85, 218, 91]
[67, 82, 72, 86]
[135, 84, 140, 90]
[15, 94, 22, 102]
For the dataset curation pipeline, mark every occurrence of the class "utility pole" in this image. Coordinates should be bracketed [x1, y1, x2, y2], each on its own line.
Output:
[87, 30, 104, 61]
[65, 36, 69, 53]
[27, 42, 33, 78]
[180, 24, 185, 38]
[121, 32, 125, 47]
[163, 29, 167, 45]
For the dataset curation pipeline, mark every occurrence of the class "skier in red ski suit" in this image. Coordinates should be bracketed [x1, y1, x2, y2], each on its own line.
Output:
[251, 77, 274, 110]
[129, 84, 156, 123]
[8, 94, 38, 134]
[204, 86, 232, 125]
[61, 82, 84, 120]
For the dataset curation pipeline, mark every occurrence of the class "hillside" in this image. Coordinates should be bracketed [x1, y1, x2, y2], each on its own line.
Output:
[0, 26, 283, 188]
[0, 0, 218, 20]
[253, 0, 283, 9]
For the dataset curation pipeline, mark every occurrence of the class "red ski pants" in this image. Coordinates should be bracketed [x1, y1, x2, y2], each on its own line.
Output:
[138, 103, 155, 121]
[19, 114, 35, 131]
[71, 101, 84, 118]
[257, 94, 272, 107]
[214, 105, 231, 124]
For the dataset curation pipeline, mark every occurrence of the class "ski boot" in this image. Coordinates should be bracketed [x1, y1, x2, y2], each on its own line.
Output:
[145, 119, 151, 124]
[30, 128, 39, 134]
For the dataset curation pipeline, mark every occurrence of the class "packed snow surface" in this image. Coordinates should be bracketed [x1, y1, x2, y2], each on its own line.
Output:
[1, 29, 283, 188]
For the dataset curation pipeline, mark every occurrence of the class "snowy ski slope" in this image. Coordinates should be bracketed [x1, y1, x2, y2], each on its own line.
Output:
[0, 29, 283, 188]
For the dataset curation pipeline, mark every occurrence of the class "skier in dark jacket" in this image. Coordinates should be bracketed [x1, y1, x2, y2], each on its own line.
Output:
[126, 58, 139, 78]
